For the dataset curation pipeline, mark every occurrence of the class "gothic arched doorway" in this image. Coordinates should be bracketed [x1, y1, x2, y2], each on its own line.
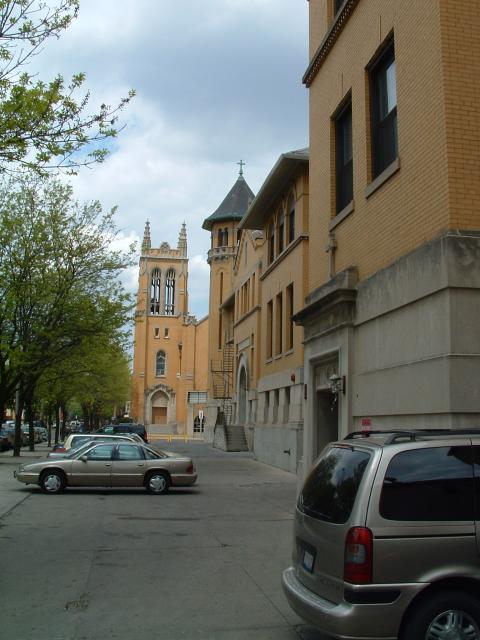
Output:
[151, 389, 169, 424]
[237, 363, 248, 425]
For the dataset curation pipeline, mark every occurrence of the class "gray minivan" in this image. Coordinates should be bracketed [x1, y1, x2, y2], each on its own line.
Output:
[282, 430, 480, 640]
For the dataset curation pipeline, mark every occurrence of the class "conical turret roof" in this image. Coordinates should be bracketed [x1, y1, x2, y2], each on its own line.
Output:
[202, 175, 255, 231]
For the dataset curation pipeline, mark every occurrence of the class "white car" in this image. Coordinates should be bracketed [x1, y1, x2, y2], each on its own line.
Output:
[49, 433, 136, 457]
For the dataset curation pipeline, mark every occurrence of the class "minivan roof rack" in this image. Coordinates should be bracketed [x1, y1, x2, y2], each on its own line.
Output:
[344, 428, 480, 445]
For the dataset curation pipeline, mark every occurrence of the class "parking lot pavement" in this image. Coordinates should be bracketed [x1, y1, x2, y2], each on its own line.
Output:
[0, 440, 326, 640]
[0, 441, 50, 517]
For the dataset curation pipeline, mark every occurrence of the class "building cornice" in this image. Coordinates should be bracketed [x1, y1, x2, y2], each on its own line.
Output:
[303, 0, 360, 88]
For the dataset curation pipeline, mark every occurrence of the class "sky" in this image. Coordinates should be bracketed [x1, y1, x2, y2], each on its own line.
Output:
[35, 0, 309, 320]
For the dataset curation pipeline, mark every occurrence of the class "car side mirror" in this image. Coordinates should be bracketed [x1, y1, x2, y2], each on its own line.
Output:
[80, 456, 88, 463]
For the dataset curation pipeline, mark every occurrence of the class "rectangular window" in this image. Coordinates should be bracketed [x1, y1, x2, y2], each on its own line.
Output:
[164, 327, 169, 338]
[275, 292, 283, 355]
[286, 284, 294, 351]
[380, 446, 474, 521]
[188, 391, 207, 403]
[335, 98, 353, 213]
[218, 312, 223, 350]
[251, 273, 255, 307]
[266, 301, 273, 359]
[154, 327, 160, 338]
[370, 38, 398, 178]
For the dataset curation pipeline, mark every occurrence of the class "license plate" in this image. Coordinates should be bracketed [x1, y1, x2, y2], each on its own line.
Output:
[303, 549, 315, 573]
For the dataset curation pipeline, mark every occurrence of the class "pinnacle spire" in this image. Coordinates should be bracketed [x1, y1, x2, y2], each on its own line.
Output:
[178, 221, 187, 256]
[142, 220, 151, 253]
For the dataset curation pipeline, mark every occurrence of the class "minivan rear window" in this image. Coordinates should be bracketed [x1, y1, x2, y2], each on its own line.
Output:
[298, 446, 370, 524]
[380, 446, 474, 521]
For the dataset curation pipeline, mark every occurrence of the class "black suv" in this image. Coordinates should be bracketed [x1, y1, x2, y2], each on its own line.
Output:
[97, 423, 148, 443]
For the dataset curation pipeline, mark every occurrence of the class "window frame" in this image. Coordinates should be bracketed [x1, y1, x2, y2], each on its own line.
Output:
[287, 193, 295, 244]
[334, 96, 353, 214]
[156, 350, 166, 376]
[369, 36, 398, 179]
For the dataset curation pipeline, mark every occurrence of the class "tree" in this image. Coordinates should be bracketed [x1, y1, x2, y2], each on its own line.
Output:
[0, 174, 135, 453]
[0, 0, 134, 173]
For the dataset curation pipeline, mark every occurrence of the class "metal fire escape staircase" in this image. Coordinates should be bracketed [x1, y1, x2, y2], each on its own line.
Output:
[211, 340, 248, 451]
[211, 341, 234, 425]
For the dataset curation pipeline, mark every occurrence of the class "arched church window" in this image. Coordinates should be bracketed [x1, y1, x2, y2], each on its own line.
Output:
[277, 207, 285, 254]
[287, 192, 295, 244]
[268, 221, 275, 265]
[156, 350, 166, 376]
[150, 268, 161, 315]
[165, 268, 176, 315]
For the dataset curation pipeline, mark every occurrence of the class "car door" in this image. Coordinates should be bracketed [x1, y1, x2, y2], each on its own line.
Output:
[69, 443, 115, 487]
[111, 444, 146, 487]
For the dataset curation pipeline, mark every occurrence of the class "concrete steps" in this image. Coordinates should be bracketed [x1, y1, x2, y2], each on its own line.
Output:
[225, 424, 248, 452]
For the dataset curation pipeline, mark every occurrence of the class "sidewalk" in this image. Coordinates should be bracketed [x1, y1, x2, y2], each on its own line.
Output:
[0, 441, 50, 517]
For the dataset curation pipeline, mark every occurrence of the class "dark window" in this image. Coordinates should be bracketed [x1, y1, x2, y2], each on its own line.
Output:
[335, 99, 353, 213]
[298, 446, 370, 524]
[380, 446, 474, 521]
[117, 445, 143, 460]
[277, 208, 285, 254]
[370, 39, 398, 178]
[287, 193, 295, 244]
[156, 350, 166, 376]
[268, 222, 275, 264]
[165, 269, 175, 315]
[86, 444, 115, 461]
[150, 268, 161, 315]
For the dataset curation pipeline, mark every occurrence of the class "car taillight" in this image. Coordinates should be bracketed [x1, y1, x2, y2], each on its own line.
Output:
[186, 463, 194, 473]
[54, 447, 66, 453]
[344, 527, 373, 584]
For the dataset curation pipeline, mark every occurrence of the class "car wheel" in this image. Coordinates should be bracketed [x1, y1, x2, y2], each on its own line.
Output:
[40, 470, 66, 494]
[400, 589, 480, 640]
[146, 471, 170, 495]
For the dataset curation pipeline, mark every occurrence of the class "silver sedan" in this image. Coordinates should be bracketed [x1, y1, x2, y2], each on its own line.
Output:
[14, 442, 197, 494]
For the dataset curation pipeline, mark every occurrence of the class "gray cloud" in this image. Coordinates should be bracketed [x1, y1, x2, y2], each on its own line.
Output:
[34, 0, 308, 318]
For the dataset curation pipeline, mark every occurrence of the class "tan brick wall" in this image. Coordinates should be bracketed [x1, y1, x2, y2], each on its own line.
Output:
[258, 167, 309, 377]
[308, 0, 458, 292]
[440, 1, 480, 229]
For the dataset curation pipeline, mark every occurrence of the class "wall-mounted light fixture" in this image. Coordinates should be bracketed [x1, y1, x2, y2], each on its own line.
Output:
[329, 373, 346, 396]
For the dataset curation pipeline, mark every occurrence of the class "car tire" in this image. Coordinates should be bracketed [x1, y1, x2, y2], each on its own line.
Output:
[145, 471, 170, 495]
[40, 470, 66, 494]
[400, 589, 480, 640]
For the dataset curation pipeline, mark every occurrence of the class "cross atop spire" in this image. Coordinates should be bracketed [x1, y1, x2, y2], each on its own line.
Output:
[237, 159, 246, 176]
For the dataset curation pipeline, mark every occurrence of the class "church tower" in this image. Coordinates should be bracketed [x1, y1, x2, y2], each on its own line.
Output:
[202, 166, 255, 432]
[131, 222, 209, 434]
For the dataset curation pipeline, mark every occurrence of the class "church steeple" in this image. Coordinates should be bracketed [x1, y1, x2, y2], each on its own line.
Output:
[142, 220, 151, 253]
[177, 222, 187, 256]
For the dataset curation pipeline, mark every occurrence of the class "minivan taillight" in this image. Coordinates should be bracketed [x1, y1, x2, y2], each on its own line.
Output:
[344, 527, 373, 584]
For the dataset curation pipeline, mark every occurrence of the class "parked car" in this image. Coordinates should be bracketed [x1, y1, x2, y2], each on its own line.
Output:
[15, 441, 197, 494]
[49, 433, 137, 455]
[282, 429, 480, 640]
[96, 423, 148, 443]
[0, 429, 13, 451]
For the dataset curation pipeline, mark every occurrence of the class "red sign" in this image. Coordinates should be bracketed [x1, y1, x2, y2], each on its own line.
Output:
[361, 418, 372, 429]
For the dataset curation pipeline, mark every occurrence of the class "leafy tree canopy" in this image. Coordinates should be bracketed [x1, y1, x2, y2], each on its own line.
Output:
[0, 0, 134, 173]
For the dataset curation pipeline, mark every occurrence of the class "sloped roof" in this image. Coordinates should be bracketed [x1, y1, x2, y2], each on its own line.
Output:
[202, 175, 255, 231]
[239, 148, 309, 230]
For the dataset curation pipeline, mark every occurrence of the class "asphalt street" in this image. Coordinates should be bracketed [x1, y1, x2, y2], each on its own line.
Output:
[0, 440, 325, 640]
